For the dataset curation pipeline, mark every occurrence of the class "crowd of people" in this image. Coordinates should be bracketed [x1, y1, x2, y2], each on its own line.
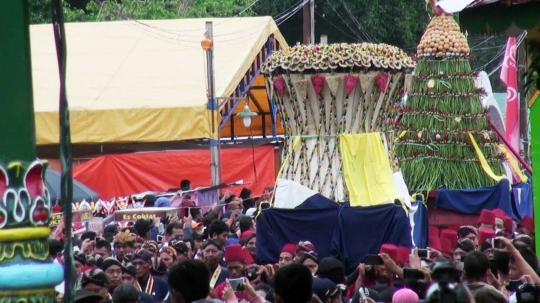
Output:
[49, 185, 539, 303]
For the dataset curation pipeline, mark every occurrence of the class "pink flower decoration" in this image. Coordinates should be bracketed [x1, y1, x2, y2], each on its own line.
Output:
[344, 75, 359, 96]
[311, 75, 326, 96]
[273, 76, 286, 97]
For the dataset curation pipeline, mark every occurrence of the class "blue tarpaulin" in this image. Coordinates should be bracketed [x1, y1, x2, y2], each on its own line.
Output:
[256, 201, 413, 273]
[511, 181, 533, 221]
[435, 179, 533, 221]
[435, 179, 512, 215]
[412, 201, 429, 249]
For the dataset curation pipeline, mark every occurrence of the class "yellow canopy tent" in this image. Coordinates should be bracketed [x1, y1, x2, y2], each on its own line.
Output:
[31, 17, 287, 145]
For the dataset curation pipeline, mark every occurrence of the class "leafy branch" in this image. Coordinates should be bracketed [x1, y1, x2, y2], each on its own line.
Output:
[524, 37, 540, 91]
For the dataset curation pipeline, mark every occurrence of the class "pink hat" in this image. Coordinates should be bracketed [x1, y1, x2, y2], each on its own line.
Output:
[519, 216, 534, 232]
[492, 208, 506, 219]
[440, 229, 458, 247]
[429, 226, 439, 238]
[397, 247, 411, 265]
[392, 288, 419, 303]
[478, 229, 496, 244]
[281, 244, 296, 256]
[380, 244, 398, 261]
[240, 230, 255, 240]
[429, 236, 442, 252]
[504, 216, 513, 233]
[225, 244, 246, 263]
[478, 210, 496, 226]
[440, 238, 452, 255]
[296, 240, 316, 255]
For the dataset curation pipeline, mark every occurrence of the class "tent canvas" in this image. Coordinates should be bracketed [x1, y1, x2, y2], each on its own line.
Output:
[71, 145, 276, 200]
[31, 17, 287, 145]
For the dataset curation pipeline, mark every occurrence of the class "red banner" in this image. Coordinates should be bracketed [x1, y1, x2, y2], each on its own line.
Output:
[73, 146, 276, 200]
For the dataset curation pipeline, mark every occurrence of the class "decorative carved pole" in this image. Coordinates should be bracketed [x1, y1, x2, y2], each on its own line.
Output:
[0, 0, 64, 301]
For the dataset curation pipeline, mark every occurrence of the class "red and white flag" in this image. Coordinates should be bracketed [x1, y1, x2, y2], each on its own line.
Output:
[500, 37, 519, 152]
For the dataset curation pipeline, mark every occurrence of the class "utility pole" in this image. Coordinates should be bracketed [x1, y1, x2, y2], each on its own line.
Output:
[302, 0, 315, 44]
[201, 22, 221, 187]
[0, 0, 64, 302]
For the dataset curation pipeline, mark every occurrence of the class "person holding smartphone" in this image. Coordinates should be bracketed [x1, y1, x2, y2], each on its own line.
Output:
[214, 244, 252, 301]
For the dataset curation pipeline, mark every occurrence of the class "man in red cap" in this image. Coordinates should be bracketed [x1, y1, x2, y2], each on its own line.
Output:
[279, 244, 296, 267]
[517, 215, 534, 238]
[491, 209, 506, 232]
[295, 240, 316, 261]
[215, 244, 251, 301]
[503, 216, 514, 238]
[478, 210, 496, 231]
[259, 243, 296, 281]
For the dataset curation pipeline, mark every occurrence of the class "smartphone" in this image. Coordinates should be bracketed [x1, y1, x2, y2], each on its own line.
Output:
[94, 236, 101, 242]
[157, 235, 163, 242]
[417, 249, 429, 259]
[246, 267, 258, 281]
[229, 278, 244, 291]
[493, 238, 503, 249]
[403, 268, 425, 280]
[488, 258, 498, 276]
[364, 254, 384, 265]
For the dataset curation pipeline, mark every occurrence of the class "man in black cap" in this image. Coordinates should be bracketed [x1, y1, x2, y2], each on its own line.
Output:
[120, 264, 156, 303]
[169, 238, 190, 262]
[75, 289, 105, 303]
[316, 257, 346, 285]
[457, 226, 479, 247]
[112, 284, 141, 303]
[132, 249, 169, 302]
[201, 240, 229, 289]
[81, 268, 112, 303]
[101, 258, 124, 294]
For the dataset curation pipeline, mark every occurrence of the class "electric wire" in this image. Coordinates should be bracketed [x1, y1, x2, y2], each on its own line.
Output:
[314, 10, 359, 42]
[337, 0, 374, 42]
[324, 0, 364, 41]
[127, 0, 306, 38]
[122, 0, 308, 47]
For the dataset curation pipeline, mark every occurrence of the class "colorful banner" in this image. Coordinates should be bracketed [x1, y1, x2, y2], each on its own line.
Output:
[500, 37, 520, 152]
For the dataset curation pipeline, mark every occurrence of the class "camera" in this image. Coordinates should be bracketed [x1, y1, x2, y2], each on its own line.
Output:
[516, 283, 538, 303]
[421, 259, 464, 303]
[430, 259, 457, 284]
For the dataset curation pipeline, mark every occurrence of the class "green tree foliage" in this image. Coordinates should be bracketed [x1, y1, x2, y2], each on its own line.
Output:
[525, 37, 540, 91]
[29, 0, 52, 24]
[253, 0, 429, 50]
[30, 0, 255, 23]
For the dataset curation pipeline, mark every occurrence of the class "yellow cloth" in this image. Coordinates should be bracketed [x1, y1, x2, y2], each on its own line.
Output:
[468, 133, 506, 182]
[339, 133, 397, 206]
[498, 144, 528, 182]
